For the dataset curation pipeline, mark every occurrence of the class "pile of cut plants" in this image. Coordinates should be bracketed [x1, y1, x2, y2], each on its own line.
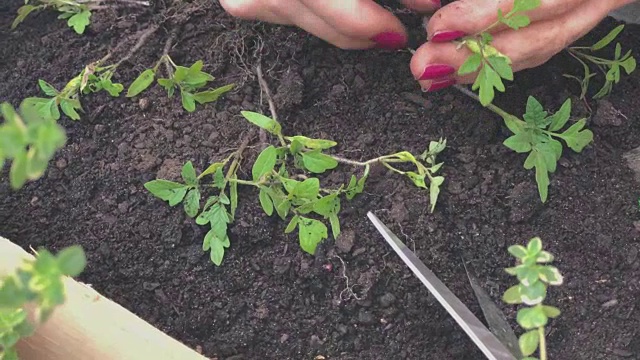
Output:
[2, 0, 640, 359]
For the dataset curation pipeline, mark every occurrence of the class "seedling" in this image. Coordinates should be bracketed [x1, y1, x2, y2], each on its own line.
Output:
[0, 246, 86, 360]
[145, 111, 446, 265]
[126, 57, 234, 112]
[565, 25, 637, 100]
[457, 0, 541, 106]
[503, 237, 563, 360]
[0, 101, 66, 189]
[12, 0, 149, 34]
[24, 61, 123, 121]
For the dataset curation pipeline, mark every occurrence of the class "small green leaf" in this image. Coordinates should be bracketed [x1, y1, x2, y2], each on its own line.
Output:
[527, 237, 542, 255]
[230, 176, 238, 218]
[520, 281, 547, 305]
[591, 24, 624, 51]
[60, 99, 81, 121]
[126, 69, 155, 97]
[523, 96, 547, 125]
[458, 53, 482, 75]
[503, 133, 532, 153]
[144, 180, 188, 205]
[487, 55, 513, 80]
[559, 119, 593, 152]
[285, 136, 337, 150]
[508, 245, 527, 258]
[429, 176, 444, 213]
[313, 193, 340, 217]
[12, 4, 42, 29]
[252, 145, 277, 181]
[241, 111, 282, 135]
[406, 171, 426, 189]
[538, 265, 563, 285]
[38, 80, 58, 96]
[621, 57, 637, 74]
[329, 214, 340, 239]
[259, 188, 274, 216]
[536, 251, 554, 263]
[193, 84, 235, 104]
[511, 0, 541, 12]
[501, 13, 530, 30]
[502, 285, 522, 304]
[199, 162, 225, 179]
[302, 150, 338, 173]
[519, 330, 539, 356]
[285, 215, 300, 233]
[184, 188, 201, 218]
[542, 305, 561, 318]
[547, 98, 572, 131]
[10, 151, 27, 189]
[181, 161, 198, 185]
[292, 178, 320, 200]
[56, 245, 87, 277]
[517, 305, 548, 329]
[67, 10, 91, 34]
[181, 91, 196, 112]
[298, 217, 328, 255]
[534, 153, 550, 203]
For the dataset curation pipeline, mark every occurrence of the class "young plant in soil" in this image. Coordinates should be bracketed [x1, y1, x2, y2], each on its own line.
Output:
[0, 246, 86, 360]
[145, 111, 447, 265]
[457, 0, 541, 106]
[503, 237, 563, 360]
[0, 101, 66, 189]
[565, 24, 637, 100]
[12, 0, 148, 34]
[126, 57, 235, 112]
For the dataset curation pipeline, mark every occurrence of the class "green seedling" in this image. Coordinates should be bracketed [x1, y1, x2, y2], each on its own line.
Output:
[0, 246, 86, 360]
[503, 237, 563, 360]
[12, 0, 149, 34]
[126, 57, 234, 112]
[0, 101, 66, 189]
[24, 61, 123, 122]
[145, 111, 446, 265]
[457, 0, 541, 106]
[565, 25, 636, 100]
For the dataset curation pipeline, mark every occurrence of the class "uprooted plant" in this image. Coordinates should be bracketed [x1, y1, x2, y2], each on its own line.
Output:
[0, 246, 86, 360]
[12, 0, 149, 34]
[503, 237, 563, 360]
[144, 111, 447, 265]
[126, 57, 235, 112]
[565, 24, 637, 100]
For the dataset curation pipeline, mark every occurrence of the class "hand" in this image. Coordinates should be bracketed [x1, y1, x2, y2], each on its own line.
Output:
[412, 0, 636, 92]
[219, 0, 440, 50]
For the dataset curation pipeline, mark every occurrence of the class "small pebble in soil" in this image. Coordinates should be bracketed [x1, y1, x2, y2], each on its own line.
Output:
[358, 309, 376, 325]
[310, 335, 324, 347]
[335, 229, 355, 253]
[138, 98, 150, 111]
[602, 299, 618, 309]
[279, 334, 289, 343]
[378, 293, 396, 308]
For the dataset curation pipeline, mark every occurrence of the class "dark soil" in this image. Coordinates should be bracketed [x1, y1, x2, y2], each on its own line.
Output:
[2, 1, 640, 359]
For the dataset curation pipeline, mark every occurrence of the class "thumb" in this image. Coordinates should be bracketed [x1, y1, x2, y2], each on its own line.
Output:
[400, 0, 442, 12]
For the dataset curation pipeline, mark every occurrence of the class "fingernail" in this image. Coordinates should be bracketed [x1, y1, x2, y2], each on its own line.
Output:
[422, 78, 456, 92]
[419, 64, 456, 80]
[430, 30, 466, 43]
[431, 0, 442, 6]
[371, 32, 407, 50]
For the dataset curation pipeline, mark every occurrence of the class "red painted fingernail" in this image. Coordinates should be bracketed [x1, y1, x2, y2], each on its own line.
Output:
[430, 30, 466, 43]
[419, 64, 456, 80]
[432, 0, 442, 6]
[371, 32, 407, 50]
[423, 78, 456, 92]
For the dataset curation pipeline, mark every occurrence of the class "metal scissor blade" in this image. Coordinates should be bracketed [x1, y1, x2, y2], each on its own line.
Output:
[367, 212, 516, 360]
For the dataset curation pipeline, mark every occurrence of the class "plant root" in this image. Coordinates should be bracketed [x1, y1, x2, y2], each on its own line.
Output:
[333, 255, 363, 302]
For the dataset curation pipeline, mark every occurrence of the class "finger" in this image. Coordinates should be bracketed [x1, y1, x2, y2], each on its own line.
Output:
[219, 0, 293, 24]
[426, 0, 586, 42]
[412, 0, 612, 90]
[400, 0, 442, 12]
[298, 0, 409, 49]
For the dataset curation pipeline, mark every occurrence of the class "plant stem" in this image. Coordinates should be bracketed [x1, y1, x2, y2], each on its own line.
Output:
[452, 84, 519, 121]
[538, 326, 547, 360]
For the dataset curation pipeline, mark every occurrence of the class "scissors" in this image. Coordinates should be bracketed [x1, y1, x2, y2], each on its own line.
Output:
[367, 212, 520, 360]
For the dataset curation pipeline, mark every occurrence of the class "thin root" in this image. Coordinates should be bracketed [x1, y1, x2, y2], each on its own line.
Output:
[333, 255, 363, 302]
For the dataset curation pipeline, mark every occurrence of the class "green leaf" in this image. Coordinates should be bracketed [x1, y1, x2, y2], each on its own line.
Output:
[12, 4, 43, 29]
[536, 251, 554, 263]
[38, 80, 58, 96]
[56, 245, 86, 277]
[230, 176, 238, 218]
[144, 180, 188, 205]
[500, 13, 530, 30]
[60, 99, 81, 121]
[512, 0, 541, 12]
[183, 188, 201, 218]
[203, 229, 229, 266]
[429, 176, 444, 213]
[473, 65, 504, 106]
[292, 178, 320, 200]
[285, 215, 300, 233]
[503, 133, 532, 153]
[67, 10, 91, 34]
[591, 24, 624, 51]
[520, 281, 547, 305]
[329, 214, 340, 239]
[313, 193, 340, 217]
[523, 96, 547, 125]
[458, 53, 482, 75]
[259, 188, 274, 216]
[547, 98, 572, 131]
[502, 285, 522, 304]
[298, 217, 328, 255]
[252, 145, 277, 181]
[508, 245, 527, 258]
[157, 78, 176, 96]
[193, 84, 235, 104]
[519, 330, 540, 356]
[517, 305, 548, 329]
[181, 91, 196, 112]
[538, 265, 563, 285]
[302, 150, 338, 173]
[285, 136, 337, 150]
[487, 55, 513, 80]
[621, 57, 637, 74]
[9, 151, 27, 189]
[405, 171, 426, 189]
[126, 69, 155, 97]
[542, 305, 561, 318]
[559, 119, 593, 152]
[535, 153, 550, 203]
[527, 237, 542, 255]
[516, 266, 539, 287]
[199, 162, 225, 179]
[181, 161, 198, 185]
[241, 111, 282, 135]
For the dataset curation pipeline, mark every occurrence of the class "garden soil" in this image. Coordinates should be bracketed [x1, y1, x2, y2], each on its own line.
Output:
[2, 1, 640, 359]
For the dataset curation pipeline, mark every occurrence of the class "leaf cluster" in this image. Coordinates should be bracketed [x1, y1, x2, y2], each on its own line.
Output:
[13, 0, 92, 34]
[566, 25, 637, 100]
[0, 246, 86, 359]
[126, 58, 234, 112]
[0, 102, 66, 189]
[502, 97, 593, 202]
[458, 0, 541, 106]
[502, 237, 562, 359]
[24, 64, 122, 122]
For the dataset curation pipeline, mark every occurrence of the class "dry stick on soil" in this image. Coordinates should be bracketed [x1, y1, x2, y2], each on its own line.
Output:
[333, 255, 363, 302]
[161, 28, 179, 76]
[255, 63, 277, 146]
[98, 25, 159, 65]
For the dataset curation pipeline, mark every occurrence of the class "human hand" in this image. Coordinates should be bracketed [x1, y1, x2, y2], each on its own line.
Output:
[219, 0, 440, 50]
[412, 0, 636, 92]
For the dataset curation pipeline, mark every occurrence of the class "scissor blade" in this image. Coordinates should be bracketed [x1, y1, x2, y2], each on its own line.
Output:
[367, 212, 516, 360]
